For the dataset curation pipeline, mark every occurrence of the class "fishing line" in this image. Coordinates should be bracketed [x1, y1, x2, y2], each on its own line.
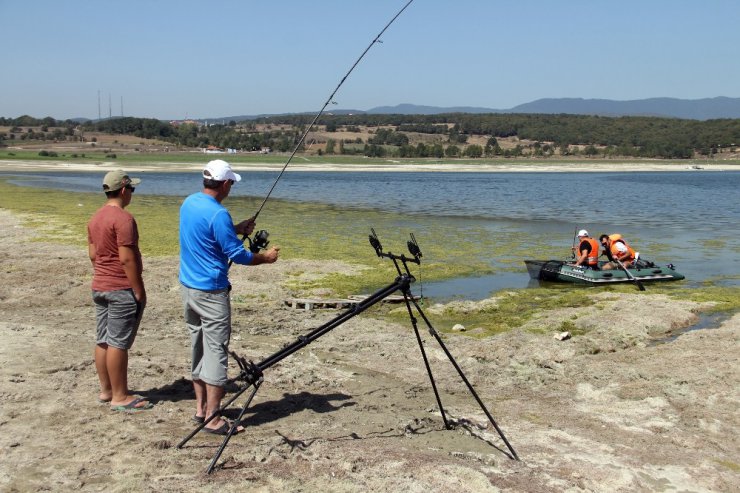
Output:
[251, 0, 415, 221]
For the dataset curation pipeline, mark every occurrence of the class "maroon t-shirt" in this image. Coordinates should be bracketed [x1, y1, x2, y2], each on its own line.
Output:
[87, 205, 142, 292]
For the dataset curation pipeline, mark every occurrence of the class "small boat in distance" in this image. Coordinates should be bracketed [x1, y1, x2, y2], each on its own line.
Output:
[524, 259, 685, 285]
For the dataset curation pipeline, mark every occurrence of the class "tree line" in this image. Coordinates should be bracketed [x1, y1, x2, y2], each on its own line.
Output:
[262, 113, 740, 159]
[2, 113, 739, 159]
[82, 117, 307, 152]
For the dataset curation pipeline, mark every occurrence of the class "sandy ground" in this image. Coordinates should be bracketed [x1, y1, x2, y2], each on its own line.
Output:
[0, 208, 738, 492]
[1, 158, 739, 174]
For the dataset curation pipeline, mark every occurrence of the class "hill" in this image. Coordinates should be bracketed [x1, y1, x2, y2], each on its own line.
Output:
[211, 97, 740, 123]
[366, 97, 740, 120]
[507, 97, 740, 120]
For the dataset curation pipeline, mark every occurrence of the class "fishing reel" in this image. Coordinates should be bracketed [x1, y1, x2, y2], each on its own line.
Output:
[246, 230, 270, 253]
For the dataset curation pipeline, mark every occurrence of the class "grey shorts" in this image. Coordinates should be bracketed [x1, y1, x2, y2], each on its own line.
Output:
[93, 289, 144, 350]
[181, 285, 231, 387]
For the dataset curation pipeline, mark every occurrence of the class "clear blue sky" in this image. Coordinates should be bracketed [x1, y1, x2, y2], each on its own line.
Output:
[2, 0, 738, 121]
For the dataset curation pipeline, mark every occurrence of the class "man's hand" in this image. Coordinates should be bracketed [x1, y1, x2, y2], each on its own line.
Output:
[263, 246, 280, 263]
[134, 289, 147, 306]
[252, 246, 280, 265]
[235, 217, 256, 237]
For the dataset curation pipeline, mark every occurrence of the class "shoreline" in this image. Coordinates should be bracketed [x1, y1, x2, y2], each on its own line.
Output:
[2, 158, 739, 174]
[0, 207, 738, 492]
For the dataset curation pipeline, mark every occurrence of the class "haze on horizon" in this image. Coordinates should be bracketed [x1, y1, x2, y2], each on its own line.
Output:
[1, 0, 738, 121]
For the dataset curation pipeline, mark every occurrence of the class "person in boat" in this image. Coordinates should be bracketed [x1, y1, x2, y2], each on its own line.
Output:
[571, 229, 600, 269]
[599, 234, 636, 270]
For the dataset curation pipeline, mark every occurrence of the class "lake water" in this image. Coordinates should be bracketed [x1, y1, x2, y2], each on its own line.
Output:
[3, 169, 739, 299]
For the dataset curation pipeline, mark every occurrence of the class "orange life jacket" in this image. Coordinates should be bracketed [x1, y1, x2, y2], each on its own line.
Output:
[579, 237, 600, 266]
[609, 236, 635, 263]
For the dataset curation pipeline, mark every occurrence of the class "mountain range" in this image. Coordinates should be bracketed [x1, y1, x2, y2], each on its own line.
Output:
[214, 97, 740, 122]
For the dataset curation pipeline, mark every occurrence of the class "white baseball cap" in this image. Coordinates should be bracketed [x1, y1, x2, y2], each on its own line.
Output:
[577, 229, 589, 237]
[203, 159, 242, 182]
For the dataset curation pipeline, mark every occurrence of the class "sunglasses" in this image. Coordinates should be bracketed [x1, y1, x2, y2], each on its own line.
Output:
[125, 185, 136, 193]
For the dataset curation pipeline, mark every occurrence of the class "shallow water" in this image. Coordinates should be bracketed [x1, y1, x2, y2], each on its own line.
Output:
[3, 169, 739, 299]
[649, 311, 732, 345]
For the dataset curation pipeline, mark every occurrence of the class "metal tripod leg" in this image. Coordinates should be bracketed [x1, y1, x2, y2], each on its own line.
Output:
[176, 377, 264, 474]
[176, 376, 256, 448]
[404, 291, 520, 461]
[401, 291, 450, 429]
[206, 378, 263, 474]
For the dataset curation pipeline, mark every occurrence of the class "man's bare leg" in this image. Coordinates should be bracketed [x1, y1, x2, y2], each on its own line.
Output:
[107, 346, 149, 408]
[204, 383, 225, 430]
[94, 343, 112, 402]
[193, 379, 207, 420]
[203, 383, 244, 433]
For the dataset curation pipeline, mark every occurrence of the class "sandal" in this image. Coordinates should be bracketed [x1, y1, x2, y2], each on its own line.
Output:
[111, 397, 153, 412]
[203, 418, 241, 436]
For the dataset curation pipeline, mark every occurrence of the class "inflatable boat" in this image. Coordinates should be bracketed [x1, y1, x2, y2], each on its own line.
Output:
[524, 259, 685, 285]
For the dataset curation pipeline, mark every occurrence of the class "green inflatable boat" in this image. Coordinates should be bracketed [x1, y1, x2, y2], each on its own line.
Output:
[524, 259, 685, 285]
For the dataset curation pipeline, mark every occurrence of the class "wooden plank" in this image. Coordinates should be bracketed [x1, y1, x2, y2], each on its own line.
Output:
[285, 293, 421, 311]
[347, 294, 420, 303]
[284, 298, 357, 311]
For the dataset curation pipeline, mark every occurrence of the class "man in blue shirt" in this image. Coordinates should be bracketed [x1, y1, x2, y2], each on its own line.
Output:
[179, 159, 279, 435]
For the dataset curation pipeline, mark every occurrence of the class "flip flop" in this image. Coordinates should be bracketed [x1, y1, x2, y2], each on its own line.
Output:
[191, 415, 205, 424]
[203, 420, 239, 436]
[111, 397, 153, 412]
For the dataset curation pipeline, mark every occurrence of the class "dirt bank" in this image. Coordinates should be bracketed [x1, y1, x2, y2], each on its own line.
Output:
[0, 209, 737, 492]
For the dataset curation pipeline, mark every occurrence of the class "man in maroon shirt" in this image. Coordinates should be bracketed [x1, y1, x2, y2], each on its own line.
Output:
[87, 170, 152, 411]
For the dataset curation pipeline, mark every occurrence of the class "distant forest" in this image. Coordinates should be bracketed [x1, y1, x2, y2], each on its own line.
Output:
[1, 113, 739, 159]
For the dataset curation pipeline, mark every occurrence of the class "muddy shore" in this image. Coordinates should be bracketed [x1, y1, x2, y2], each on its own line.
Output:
[0, 209, 738, 492]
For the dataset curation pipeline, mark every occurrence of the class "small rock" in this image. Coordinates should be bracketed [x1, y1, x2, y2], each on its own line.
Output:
[152, 440, 171, 450]
[554, 331, 571, 341]
[452, 323, 466, 332]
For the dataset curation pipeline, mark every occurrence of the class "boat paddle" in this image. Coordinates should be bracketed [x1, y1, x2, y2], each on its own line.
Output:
[615, 258, 646, 291]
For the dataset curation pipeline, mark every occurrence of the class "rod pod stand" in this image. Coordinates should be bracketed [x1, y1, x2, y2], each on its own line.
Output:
[178, 231, 519, 474]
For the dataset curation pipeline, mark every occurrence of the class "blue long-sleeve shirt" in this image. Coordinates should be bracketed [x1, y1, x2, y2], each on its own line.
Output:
[179, 192, 253, 290]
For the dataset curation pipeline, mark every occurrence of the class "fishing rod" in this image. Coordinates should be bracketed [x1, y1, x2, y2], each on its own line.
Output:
[251, 0, 415, 223]
[571, 227, 578, 259]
